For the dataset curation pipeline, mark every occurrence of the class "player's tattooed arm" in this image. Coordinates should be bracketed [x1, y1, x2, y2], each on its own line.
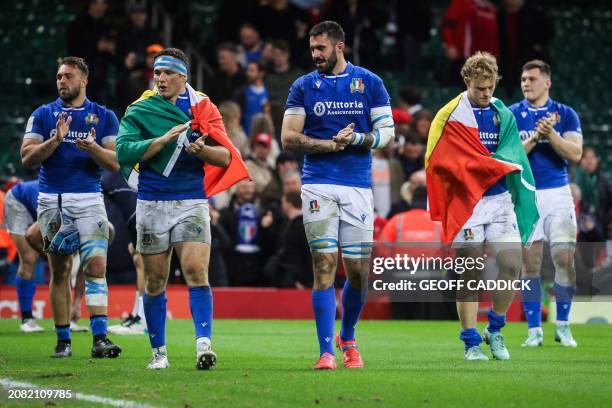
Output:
[21, 111, 72, 169]
[281, 114, 344, 153]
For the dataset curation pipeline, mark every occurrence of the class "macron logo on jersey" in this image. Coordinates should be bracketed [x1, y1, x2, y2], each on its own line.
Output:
[313, 100, 365, 117]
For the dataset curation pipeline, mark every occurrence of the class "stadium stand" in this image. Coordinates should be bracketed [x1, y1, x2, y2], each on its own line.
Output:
[1, 1, 610, 179]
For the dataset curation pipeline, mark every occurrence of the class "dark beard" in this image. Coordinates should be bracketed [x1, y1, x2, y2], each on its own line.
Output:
[58, 87, 79, 103]
[315, 52, 338, 74]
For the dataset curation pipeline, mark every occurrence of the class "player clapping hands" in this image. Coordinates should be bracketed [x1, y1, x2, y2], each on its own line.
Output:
[331, 123, 355, 150]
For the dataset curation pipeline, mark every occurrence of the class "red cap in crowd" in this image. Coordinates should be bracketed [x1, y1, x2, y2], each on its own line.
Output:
[254, 132, 272, 147]
[392, 108, 411, 125]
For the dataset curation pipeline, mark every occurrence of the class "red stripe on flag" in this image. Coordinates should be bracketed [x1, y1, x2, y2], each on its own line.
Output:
[426, 120, 517, 243]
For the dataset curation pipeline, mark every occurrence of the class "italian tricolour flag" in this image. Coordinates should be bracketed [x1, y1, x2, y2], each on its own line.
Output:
[116, 84, 249, 197]
[425, 92, 539, 244]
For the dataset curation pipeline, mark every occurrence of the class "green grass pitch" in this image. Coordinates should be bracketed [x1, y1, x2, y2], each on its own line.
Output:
[1, 319, 611, 407]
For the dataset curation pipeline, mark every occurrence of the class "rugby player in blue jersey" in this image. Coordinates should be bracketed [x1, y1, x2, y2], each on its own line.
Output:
[117, 48, 234, 370]
[282, 21, 395, 369]
[444, 52, 528, 361]
[4, 180, 44, 332]
[20, 57, 121, 358]
[510, 60, 583, 348]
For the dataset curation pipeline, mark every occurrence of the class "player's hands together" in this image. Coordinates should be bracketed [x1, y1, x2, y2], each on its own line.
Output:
[535, 115, 556, 139]
[76, 127, 98, 152]
[54, 111, 72, 143]
[163, 123, 189, 145]
[185, 134, 208, 155]
[331, 123, 355, 151]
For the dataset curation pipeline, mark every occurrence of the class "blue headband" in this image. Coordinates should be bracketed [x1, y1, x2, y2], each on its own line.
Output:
[154, 55, 188, 76]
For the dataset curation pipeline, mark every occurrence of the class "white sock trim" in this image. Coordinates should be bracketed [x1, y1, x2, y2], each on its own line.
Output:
[153, 345, 167, 355]
[528, 327, 543, 334]
[196, 336, 211, 350]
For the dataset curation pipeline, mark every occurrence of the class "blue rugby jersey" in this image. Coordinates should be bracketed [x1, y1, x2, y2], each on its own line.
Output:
[242, 85, 268, 135]
[473, 104, 507, 196]
[285, 62, 391, 188]
[137, 90, 206, 201]
[24, 98, 119, 194]
[509, 98, 582, 189]
[10, 180, 39, 219]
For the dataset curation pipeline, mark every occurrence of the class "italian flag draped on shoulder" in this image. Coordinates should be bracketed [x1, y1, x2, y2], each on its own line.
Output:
[116, 83, 250, 196]
[425, 92, 539, 244]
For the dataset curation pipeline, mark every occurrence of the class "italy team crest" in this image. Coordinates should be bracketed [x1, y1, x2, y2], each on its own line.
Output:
[463, 228, 475, 240]
[350, 78, 365, 93]
[309, 200, 320, 213]
[85, 113, 99, 125]
[551, 112, 561, 124]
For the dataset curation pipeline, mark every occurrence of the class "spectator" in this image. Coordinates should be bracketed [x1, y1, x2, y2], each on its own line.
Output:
[253, 0, 310, 59]
[263, 191, 312, 288]
[498, 0, 554, 96]
[234, 61, 269, 135]
[378, 185, 441, 318]
[219, 180, 265, 286]
[398, 131, 425, 179]
[573, 147, 612, 250]
[441, 0, 498, 85]
[277, 151, 300, 176]
[380, 185, 437, 247]
[264, 40, 305, 107]
[260, 151, 300, 208]
[237, 23, 265, 66]
[260, 41, 276, 69]
[208, 205, 231, 287]
[398, 87, 424, 117]
[389, 169, 427, 218]
[372, 145, 406, 218]
[117, 43, 163, 110]
[66, 0, 115, 103]
[393, 87, 424, 140]
[250, 113, 281, 167]
[282, 169, 302, 194]
[396, 1, 432, 81]
[410, 109, 433, 142]
[321, 1, 387, 70]
[245, 133, 276, 202]
[215, 0, 258, 43]
[392, 108, 411, 140]
[116, 2, 161, 109]
[205, 42, 247, 103]
[218, 101, 250, 158]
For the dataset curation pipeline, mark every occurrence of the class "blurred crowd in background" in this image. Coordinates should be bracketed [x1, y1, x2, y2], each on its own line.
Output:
[1, 0, 611, 289]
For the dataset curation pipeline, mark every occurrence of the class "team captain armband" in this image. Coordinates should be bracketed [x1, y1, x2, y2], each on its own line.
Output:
[349, 106, 395, 150]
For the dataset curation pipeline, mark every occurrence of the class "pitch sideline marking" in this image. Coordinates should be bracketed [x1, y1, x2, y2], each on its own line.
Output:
[0, 378, 155, 408]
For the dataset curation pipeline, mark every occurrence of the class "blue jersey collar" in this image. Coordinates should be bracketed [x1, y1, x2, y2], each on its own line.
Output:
[522, 98, 553, 111]
[319, 61, 354, 78]
[55, 97, 92, 111]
